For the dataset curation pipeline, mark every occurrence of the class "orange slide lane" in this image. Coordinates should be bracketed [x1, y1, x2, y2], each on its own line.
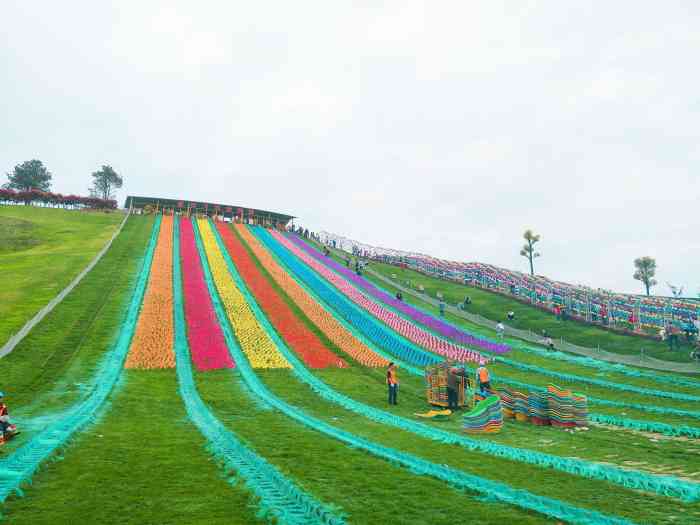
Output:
[125, 214, 175, 369]
[235, 224, 387, 367]
[217, 222, 345, 369]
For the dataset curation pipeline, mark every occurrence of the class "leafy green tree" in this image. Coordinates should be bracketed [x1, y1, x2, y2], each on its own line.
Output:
[633, 256, 657, 296]
[5, 159, 52, 192]
[520, 229, 541, 276]
[90, 165, 123, 201]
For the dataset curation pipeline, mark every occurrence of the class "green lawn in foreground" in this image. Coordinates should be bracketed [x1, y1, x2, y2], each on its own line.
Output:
[0, 205, 123, 347]
[1, 370, 263, 525]
[0, 215, 153, 417]
[312, 239, 695, 362]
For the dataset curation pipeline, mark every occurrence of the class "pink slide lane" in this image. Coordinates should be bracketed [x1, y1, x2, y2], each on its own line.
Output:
[180, 217, 235, 370]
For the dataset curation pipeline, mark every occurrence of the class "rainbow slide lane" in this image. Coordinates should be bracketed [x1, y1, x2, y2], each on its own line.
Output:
[126, 214, 175, 369]
[173, 217, 342, 525]
[217, 222, 345, 369]
[235, 224, 387, 367]
[288, 233, 509, 354]
[270, 229, 485, 365]
[200, 223, 641, 524]
[179, 217, 234, 370]
[196, 219, 290, 369]
[252, 226, 441, 367]
[0, 216, 161, 503]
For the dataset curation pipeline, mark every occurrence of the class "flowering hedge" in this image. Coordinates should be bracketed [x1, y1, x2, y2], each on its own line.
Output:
[126, 215, 175, 368]
[270, 230, 485, 365]
[217, 223, 346, 369]
[197, 219, 290, 369]
[236, 225, 387, 367]
[180, 217, 234, 371]
[0, 188, 117, 209]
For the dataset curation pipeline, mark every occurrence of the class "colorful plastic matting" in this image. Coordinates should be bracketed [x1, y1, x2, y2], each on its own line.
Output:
[463, 395, 503, 434]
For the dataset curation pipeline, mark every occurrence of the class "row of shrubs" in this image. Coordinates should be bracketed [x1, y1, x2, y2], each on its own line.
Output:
[0, 188, 117, 209]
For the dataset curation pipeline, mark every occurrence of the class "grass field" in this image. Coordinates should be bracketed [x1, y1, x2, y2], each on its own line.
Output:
[0, 205, 123, 347]
[2, 210, 700, 525]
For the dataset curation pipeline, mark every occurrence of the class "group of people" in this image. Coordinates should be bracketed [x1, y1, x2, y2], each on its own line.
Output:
[385, 361, 492, 409]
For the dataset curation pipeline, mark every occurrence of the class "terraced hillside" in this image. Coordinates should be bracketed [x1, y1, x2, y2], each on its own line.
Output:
[1, 209, 699, 524]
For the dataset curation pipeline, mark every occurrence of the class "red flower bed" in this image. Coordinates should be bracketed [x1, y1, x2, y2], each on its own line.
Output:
[180, 217, 235, 371]
[216, 222, 346, 369]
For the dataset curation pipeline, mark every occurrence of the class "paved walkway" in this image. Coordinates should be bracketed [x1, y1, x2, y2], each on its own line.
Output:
[364, 267, 700, 375]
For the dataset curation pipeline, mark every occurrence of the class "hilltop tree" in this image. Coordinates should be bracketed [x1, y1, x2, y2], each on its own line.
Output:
[90, 165, 123, 201]
[4, 159, 53, 193]
[520, 229, 541, 276]
[633, 257, 657, 296]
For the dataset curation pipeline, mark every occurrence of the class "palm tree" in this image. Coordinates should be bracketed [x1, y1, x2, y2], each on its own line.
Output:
[520, 229, 541, 276]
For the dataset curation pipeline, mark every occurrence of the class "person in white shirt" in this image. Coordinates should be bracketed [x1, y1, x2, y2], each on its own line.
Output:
[496, 321, 505, 339]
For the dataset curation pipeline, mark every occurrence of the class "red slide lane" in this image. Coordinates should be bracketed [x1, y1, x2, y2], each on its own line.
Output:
[216, 222, 346, 369]
[180, 217, 234, 370]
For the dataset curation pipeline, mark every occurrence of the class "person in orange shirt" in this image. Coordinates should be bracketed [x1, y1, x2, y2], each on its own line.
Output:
[386, 362, 399, 405]
[476, 364, 491, 394]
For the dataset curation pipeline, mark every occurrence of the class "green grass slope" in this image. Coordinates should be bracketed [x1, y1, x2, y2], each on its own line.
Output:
[0, 206, 123, 347]
[1, 214, 153, 418]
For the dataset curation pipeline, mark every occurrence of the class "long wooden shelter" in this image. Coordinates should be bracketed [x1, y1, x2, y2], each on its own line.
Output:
[123, 195, 296, 227]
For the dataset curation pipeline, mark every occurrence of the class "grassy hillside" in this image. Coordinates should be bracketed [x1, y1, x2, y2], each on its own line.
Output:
[0, 206, 123, 347]
[313, 239, 695, 362]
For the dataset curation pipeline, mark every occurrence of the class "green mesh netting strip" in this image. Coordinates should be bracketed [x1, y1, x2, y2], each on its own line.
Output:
[173, 217, 344, 525]
[0, 215, 161, 503]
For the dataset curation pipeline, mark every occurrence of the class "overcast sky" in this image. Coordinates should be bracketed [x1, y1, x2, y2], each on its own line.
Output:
[2, 2, 698, 296]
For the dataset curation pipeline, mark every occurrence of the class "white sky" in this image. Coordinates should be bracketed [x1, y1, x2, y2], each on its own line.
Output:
[1, 2, 698, 296]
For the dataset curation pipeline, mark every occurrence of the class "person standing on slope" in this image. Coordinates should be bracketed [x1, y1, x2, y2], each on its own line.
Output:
[476, 364, 492, 394]
[386, 362, 399, 405]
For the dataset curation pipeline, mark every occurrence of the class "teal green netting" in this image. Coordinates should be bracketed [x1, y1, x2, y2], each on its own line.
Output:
[252, 228, 700, 435]
[494, 356, 700, 402]
[0, 215, 161, 504]
[232, 224, 700, 503]
[192, 220, 640, 524]
[174, 218, 344, 525]
[518, 345, 700, 390]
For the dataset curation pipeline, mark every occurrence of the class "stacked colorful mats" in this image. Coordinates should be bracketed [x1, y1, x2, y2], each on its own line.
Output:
[572, 392, 589, 427]
[462, 395, 503, 434]
[513, 390, 530, 422]
[528, 391, 550, 426]
[498, 389, 515, 419]
[547, 384, 577, 428]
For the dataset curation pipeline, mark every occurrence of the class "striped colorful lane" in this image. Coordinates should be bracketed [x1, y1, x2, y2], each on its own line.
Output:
[179, 217, 234, 371]
[217, 222, 345, 369]
[196, 219, 290, 369]
[126, 214, 175, 369]
[236, 224, 387, 367]
[269, 230, 484, 365]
